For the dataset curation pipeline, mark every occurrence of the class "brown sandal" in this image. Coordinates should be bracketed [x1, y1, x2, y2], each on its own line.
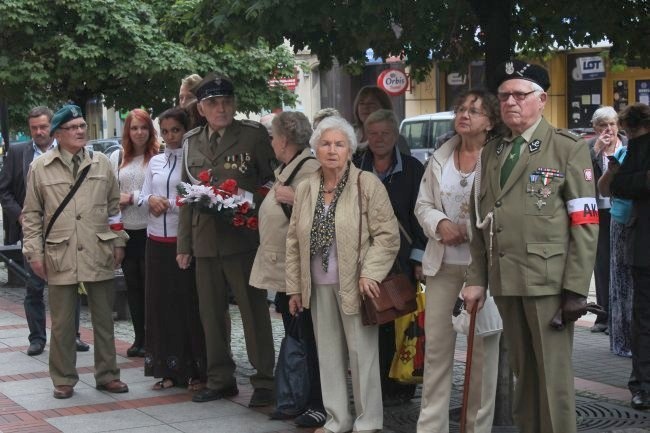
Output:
[152, 378, 175, 390]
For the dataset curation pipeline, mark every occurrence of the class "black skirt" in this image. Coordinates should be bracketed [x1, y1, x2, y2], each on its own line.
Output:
[144, 238, 207, 384]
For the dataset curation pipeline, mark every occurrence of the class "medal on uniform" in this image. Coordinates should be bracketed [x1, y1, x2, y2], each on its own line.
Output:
[245, 153, 251, 162]
[527, 184, 537, 196]
[535, 199, 546, 210]
[231, 163, 237, 170]
[540, 186, 552, 198]
[496, 142, 505, 156]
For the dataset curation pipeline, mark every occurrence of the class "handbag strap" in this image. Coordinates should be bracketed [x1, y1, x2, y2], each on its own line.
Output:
[44, 156, 92, 240]
[280, 156, 315, 219]
[356, 171, 363, 267]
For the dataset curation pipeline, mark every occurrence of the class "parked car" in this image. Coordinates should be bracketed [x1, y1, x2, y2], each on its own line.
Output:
[85, 137, 122, 157]
[400, 111, 454, 163]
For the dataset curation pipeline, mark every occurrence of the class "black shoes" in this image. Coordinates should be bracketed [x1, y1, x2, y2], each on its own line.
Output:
[632, 391, 650, 410]
[27, 341, 45, 356]
[192, 385, 239, 403]
[76, 337, 90, 352]
[126, 344, 146, 357]
[294, 408, 326, 427]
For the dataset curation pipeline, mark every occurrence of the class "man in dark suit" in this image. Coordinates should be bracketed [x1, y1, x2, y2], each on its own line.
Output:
[177, 74, 276, 407]
[0, 106, 89, 356]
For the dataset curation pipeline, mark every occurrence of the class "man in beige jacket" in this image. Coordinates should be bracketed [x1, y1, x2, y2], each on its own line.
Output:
[22, 105, 129, 399]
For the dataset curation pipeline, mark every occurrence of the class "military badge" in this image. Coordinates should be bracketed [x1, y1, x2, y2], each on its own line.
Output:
[528, 139, 541, 153]
[496, 141, 505, 155]
[540, 186, 552, 198]
[505, 62, 514, 75]
[535, 199, 547, 210]
[584, 168, 593, 182]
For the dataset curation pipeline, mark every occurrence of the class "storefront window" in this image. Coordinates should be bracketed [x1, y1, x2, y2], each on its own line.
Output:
[635, 80, 650, 105]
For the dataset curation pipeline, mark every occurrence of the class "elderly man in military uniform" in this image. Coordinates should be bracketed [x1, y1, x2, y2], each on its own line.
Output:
[462, 61, 598, 433]
[22, 105, 129, 399]
[177, 74, 276, 406]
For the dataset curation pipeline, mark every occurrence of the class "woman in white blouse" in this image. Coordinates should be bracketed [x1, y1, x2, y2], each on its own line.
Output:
[139, 108, 206, 391]
[110, 109, 159, 357]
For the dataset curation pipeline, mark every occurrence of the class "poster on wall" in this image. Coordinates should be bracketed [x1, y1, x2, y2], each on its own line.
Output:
[567, 54, 604, 128]
[636, 80, 650, 105]
[613, 80, 629, 113]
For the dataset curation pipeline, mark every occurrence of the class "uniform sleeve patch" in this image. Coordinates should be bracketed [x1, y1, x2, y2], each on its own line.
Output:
[584, 168, 593, 182]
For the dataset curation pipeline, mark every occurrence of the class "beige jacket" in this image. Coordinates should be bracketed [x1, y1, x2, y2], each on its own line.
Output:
[414, 135, 460, 276]
[249, 148, 320, 291]
[22, 147, 128, 285]
[286, 164, 400, 314]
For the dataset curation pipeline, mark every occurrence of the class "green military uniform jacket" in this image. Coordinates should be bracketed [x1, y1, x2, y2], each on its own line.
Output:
[466, 117, 598, 297]
[177, 119, 275, 258]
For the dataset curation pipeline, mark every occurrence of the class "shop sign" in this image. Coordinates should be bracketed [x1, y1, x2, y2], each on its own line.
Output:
[446, 73, 467, 86]
[577, 56, 605, 80]
[377, 69, 408, 96]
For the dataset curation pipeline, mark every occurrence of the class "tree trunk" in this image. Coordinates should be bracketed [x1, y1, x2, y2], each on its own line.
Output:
[470, 0, 514, 92]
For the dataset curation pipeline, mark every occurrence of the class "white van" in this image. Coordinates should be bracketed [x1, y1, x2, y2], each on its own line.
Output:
[400, 111, 454, 163]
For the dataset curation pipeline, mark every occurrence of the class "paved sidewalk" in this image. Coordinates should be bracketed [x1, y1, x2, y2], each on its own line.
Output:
[0, 276, 649, 432]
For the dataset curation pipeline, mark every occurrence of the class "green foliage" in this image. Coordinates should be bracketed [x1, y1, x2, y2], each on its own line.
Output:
[187, 0, 650, 82]
[0, 0, 299, 131]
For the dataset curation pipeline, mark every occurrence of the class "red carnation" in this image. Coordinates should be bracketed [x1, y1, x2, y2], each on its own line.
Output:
[220, 179, 238, 194]
[175, 195, 185, 207]
[232, 214, 246, 227]
[198, 170, 211, 184]
[246, 216, 259, 230]
[238, 201, 251, 215]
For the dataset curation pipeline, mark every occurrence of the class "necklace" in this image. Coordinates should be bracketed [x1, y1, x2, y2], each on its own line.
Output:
[456, 147, 478, 187]
[321, 186, 336, 194]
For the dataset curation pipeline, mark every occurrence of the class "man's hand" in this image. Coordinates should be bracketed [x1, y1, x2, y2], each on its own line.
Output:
[176, 254, 191, 270]
[18, 213, 24, 226]
[460, 285, 486, 314]
[550, 290, 587, 331]
[275, 185, 295, 205]
[288, 294, 303, 316]
[437, 220, 467, 246]
[30, 260, 47, 281]
[113, 246, 125, 269]
[359, 277, 380, 299]
[413, 264, 424, 282]
[148, 195, 169, 217]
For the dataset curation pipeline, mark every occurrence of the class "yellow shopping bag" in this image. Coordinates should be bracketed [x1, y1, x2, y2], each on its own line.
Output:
[389, 282, 425, 384]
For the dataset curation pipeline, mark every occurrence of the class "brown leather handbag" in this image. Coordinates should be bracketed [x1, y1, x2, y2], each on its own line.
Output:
[356, 172, 417, 326]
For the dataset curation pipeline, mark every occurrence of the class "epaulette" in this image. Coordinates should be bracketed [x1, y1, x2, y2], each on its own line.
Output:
[240, 119, 263, 129]
[555, 129, 582, 142]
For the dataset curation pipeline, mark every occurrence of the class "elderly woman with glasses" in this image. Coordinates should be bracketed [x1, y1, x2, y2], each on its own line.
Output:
[286, 116, 399, 433]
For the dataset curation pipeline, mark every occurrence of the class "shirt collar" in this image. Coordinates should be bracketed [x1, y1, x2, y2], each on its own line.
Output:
[32, 139, 57, 156]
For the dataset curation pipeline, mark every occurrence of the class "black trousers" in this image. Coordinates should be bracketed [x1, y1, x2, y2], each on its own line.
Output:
[594, 209, 611, 325]
[630, 265, 650, 394]
[123, 229, 147, 346]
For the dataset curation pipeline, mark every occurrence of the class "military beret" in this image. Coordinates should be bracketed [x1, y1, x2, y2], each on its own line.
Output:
[50, 105, 84, 136]
[195, 73, 235, 102]
[495, 60, 550, 92]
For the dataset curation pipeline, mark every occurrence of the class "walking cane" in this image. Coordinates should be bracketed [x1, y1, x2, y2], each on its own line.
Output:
[460, 303, 478, 433]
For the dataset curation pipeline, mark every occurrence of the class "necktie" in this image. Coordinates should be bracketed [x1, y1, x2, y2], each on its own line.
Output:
[210, 131, 220, 152]
[72, 154, 80, 178]
[500, 136, 525, 187]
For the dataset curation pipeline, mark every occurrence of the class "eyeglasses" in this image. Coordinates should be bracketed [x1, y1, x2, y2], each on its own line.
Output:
[497, 90, 537, 102]
[59, 123, 88, 132]
[454, 107, 486, 117]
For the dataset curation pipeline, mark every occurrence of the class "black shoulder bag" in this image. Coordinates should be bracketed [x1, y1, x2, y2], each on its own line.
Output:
[44, 155, 92, 240]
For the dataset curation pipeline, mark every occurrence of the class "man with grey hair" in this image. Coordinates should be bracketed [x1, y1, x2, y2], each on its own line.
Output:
[0, 106, 88, 356]
[588, 106, 627, 333]
[463, 60, 598, 433]
[312, 107, 341, 129]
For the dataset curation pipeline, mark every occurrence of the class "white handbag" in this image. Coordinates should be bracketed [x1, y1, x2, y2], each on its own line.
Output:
[452, 294, 503, 337]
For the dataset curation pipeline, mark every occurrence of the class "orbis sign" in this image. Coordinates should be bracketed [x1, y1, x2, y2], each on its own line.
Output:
[377, 69, 408, 96]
